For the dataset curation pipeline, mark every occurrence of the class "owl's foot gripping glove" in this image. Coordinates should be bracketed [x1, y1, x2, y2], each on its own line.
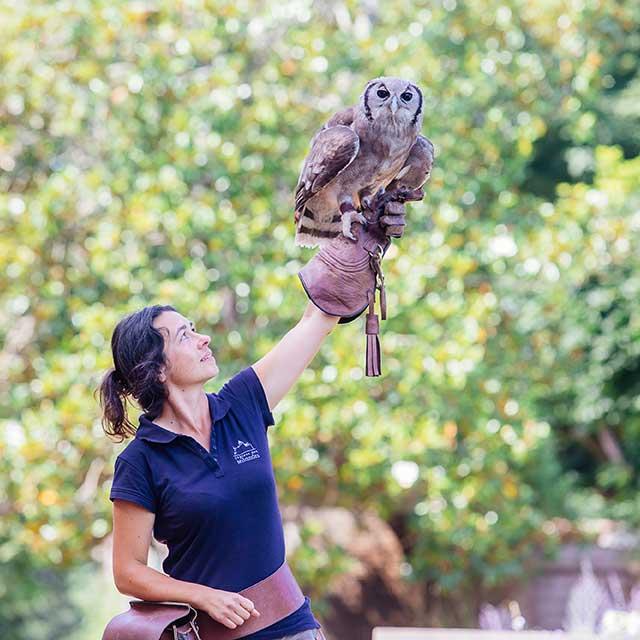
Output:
[298, 187, 423, 376]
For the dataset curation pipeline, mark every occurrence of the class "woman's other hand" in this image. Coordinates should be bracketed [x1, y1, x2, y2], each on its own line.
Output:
[194, 586, 260, 629]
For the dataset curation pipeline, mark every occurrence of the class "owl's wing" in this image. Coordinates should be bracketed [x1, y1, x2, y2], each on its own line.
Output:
[294, 124, 359, 217]
[325, 106, 356, 128]
[386, 135, 435, 192]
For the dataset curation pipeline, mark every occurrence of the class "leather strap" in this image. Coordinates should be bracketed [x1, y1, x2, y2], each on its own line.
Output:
[367, 248, 386, 321]
[363, 244, 387, 376]
[102, 562, 305, 640]
[196, 561, 305, 640]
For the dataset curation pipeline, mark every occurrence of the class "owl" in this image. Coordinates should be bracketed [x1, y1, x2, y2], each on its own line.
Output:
[294, 76, 434, 248]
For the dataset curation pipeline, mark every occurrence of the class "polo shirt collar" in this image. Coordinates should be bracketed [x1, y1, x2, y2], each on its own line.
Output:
[135, 392, 231, 443]
[208, 393, 231, 423]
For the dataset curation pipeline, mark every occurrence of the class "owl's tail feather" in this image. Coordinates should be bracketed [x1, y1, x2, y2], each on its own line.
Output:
[294, 233, 326, 249]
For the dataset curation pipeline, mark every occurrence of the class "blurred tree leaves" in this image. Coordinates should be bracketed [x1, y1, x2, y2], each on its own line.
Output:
[1, 0, 639, 633]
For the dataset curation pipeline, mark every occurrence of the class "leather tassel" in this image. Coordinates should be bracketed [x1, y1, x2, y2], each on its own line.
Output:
[366, 332, 381, 376]
[365, 290, 381, 377]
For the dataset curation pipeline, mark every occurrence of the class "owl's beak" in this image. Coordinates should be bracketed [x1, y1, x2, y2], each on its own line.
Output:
[390, 96, 399, 114]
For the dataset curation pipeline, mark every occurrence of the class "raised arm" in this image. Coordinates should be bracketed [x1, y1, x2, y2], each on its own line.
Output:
[252, 301, 339, 411]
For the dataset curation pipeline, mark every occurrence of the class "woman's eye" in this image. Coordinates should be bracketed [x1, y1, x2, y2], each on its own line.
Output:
[401, 92, 413, 102]
[377, 89, 390, 99]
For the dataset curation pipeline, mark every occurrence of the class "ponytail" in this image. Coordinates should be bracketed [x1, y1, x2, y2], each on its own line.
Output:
[99, 368, 135, 441]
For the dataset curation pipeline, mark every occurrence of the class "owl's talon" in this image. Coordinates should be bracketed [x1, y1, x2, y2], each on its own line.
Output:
[341, 208, 365, 240]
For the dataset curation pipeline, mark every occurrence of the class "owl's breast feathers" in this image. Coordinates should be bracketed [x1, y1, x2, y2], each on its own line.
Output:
[354, 108, 420, 150]
[349, 115, 420, 192]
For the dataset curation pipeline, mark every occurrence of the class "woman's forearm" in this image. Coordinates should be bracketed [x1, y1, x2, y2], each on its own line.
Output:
[116, 560, 207, 607]
[252, 301, 339, 410]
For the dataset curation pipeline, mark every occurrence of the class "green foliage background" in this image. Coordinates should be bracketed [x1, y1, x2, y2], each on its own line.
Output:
[1, 0, 639, 636]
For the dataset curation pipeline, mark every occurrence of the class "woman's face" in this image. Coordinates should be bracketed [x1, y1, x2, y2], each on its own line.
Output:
[153, 310, 219, 387]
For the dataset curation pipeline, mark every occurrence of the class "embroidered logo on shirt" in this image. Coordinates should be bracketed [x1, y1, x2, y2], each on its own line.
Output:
[232, 439, 260, 464]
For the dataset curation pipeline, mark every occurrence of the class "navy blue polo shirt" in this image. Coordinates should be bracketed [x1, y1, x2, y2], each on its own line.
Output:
[109, 366, 321, 640]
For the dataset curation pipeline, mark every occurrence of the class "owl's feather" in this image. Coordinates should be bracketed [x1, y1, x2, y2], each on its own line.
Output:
[386, 135, 434, 193]
[325, 106, 356, 128]
[294, 125, 359, 217]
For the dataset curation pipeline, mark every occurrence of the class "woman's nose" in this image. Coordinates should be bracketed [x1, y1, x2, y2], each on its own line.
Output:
[198, 333, 210, 348]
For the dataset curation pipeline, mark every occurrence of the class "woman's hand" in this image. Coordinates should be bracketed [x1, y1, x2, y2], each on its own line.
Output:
[193, 585, 261, 629]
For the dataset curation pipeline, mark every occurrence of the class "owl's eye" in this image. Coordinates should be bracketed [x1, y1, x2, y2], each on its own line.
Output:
[376, 89, 390, 99]
[401, 91, 413, 102]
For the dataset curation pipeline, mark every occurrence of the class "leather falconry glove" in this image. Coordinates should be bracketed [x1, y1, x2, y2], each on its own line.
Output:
[298, 187, 423, 376]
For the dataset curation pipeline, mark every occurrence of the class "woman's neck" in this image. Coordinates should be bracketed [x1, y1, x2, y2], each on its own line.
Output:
[154, 385, 210, 437]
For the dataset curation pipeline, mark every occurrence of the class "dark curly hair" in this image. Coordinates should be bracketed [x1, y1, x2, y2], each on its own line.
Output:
[98, 304, 176, 441]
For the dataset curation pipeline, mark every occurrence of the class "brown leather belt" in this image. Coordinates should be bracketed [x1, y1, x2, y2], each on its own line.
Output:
[102, 561, 306, 640]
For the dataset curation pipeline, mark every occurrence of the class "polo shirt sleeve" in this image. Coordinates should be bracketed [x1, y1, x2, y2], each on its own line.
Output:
[109, 454, 157, 513]
[221, 366, 275, 430]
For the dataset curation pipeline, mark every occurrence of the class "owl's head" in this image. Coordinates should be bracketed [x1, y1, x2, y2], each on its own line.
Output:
[360, 77, 423, 129]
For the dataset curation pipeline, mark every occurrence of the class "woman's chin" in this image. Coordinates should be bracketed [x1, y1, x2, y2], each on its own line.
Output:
[180, 363, 218, 385]
[199, 357, 218, 372]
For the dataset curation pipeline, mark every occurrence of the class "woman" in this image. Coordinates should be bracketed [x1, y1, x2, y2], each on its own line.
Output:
[100, 300, 338, 640]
